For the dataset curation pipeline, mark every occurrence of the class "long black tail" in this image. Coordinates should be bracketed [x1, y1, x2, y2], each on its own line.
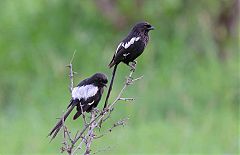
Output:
[48, 100, 77, 141]
[104, 64, 118, 108]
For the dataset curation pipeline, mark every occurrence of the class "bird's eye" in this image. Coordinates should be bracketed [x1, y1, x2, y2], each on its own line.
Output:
[144, 24, 150, 29]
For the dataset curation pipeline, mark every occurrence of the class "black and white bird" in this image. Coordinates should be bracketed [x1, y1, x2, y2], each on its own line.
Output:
[104, 21, 154, 108]
[49, 73, 108, 140]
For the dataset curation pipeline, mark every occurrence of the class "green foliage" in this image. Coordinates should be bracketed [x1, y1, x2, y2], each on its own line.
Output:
[0, 0, 238, 154]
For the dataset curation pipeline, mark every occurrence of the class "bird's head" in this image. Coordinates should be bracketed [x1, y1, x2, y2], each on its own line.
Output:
[91, 73, 108, 88]
[132, 21, 154, 34]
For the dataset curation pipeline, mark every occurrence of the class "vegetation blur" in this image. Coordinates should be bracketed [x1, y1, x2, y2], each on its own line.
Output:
[0, 0, 239, 154]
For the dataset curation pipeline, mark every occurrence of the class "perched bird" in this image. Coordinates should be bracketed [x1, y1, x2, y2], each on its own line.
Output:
[49, 73, 108, 140]
[104, 21, 154, 108]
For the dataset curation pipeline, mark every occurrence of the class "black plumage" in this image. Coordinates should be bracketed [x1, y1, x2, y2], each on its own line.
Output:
[49, 73, 108, 140]
[104, 21, 154, 108]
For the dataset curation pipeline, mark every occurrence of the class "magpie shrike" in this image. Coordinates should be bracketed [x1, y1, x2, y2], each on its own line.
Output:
[49, 73, 108, 140]
[104, 21, 154, 108]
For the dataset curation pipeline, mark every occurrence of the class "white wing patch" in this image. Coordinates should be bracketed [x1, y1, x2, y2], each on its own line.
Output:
[88, 100, 94, 105]
[122, 37, 140, 49]
[115, 42, 123, 54]
[72, 84, 98, 100]
[123, 53, 130, 57]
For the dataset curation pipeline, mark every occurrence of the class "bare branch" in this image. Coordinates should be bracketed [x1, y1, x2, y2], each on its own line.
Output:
[64, 126, 73, 143]
[66, 50, 77, 93]
[84, 111, 97, 155]
[80, 103, 88, 125]
[61, 117, 71, 154]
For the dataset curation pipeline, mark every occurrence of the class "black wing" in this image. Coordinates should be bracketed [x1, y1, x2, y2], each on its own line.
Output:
[109, 36, 144, 67]
[77, 78, 89, 87]
[108, 42, 124, 68]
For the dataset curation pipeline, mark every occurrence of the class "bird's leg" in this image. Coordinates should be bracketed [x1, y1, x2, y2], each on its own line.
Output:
[129, 60, 137, 72]
[126, 60, 137, 85]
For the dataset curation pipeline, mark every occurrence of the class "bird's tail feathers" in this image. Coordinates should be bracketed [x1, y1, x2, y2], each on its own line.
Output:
[104, 64, 118, 108]
[67, 99, 74, 108]
[108, 59, 115, 68]
[73, 111, 82, 120]
[48, 100, 78, 141]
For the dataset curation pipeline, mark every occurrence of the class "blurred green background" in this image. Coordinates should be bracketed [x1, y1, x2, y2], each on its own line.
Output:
[0, 0, 239, 154]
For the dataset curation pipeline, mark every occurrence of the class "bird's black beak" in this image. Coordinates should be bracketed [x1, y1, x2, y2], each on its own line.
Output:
[103, 83, 107, 88]
[147, 26, 155, 30]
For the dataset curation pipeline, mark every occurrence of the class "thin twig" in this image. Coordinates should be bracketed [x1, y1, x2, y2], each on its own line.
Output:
[84, 111, 96, 155]
[72, 134, 87, 154]
[70, 50, 76, 64]
[94, 117, 129, 139]
[80, 103, 88, 126]
[64, 126, 73, 143]
[66, 50, 77, 93]
[101, 107, 114, 123]
[108, 117, 128, 132]
[61, 117, 71, 154]
[118, 97, 135, 101]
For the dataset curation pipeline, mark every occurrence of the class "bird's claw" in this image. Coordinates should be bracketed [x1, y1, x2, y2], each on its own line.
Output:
[129, 61, 137, 71]
[133, 60, 137, 65]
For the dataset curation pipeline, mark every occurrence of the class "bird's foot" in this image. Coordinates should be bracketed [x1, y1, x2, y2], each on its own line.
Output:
[129, 61, 137, 72]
